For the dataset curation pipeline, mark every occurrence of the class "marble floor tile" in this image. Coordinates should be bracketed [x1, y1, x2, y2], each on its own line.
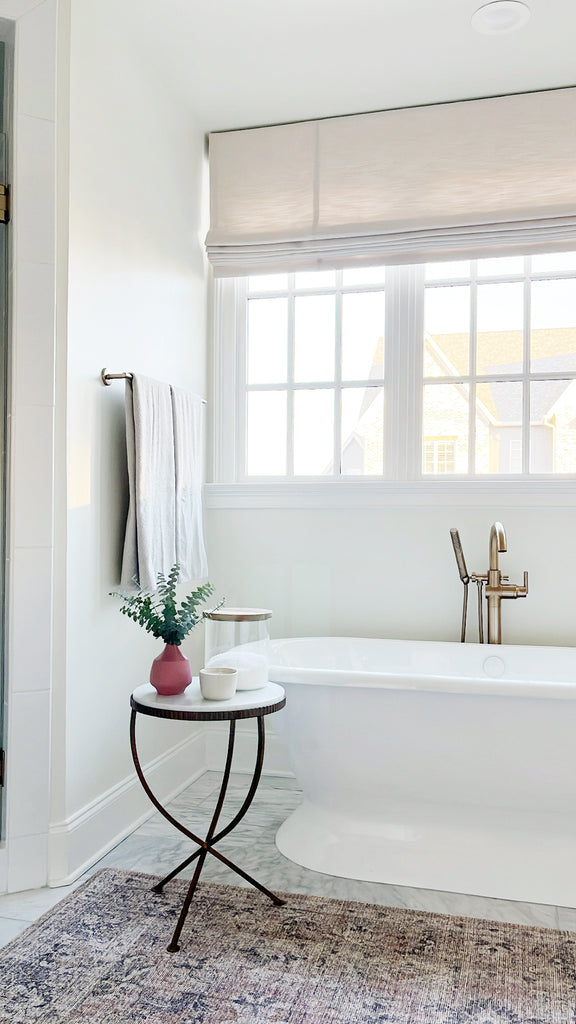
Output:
[137, 804, 281, 840]
[0, 769, 567, 945]
[0, 882, 79, 922]
[379, 883, 559, 930]
[196, 788, 303, 828]
[170, 772, 255, 806]
[137, 773, 302, 838]
[137, 807, 219, 839]
[253, 775, 302, 793]
[190, 771, 301, 795]
[0, 917, 30, 948]
[94, 833, 196, 878]
[166, 772, 224, 805]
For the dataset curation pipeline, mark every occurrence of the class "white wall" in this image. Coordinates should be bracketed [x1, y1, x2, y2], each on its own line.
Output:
[49, 0, 210, 884]
[205, 503, 576, 648]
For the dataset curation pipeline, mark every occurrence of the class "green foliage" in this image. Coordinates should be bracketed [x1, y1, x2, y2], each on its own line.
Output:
[111, 564, 219, 646]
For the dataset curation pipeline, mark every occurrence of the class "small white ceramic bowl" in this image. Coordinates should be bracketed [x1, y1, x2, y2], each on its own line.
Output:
[199, 666, 238, 701]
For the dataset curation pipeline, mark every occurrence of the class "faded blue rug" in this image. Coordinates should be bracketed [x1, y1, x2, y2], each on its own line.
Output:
[0, 868, 575, 1023]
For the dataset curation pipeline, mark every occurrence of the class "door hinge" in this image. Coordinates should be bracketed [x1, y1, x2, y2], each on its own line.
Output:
[0, 748, 4, 787]
[0, 184, 10, 224]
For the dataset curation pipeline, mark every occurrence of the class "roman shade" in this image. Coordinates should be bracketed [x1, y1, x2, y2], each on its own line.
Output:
[206, 88, 576, 276]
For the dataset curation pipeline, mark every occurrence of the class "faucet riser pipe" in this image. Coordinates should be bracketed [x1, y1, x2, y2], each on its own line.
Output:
[487, 597, 501, 644]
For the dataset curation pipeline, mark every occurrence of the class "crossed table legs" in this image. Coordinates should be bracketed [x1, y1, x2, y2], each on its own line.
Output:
[130, 711, 286, 952]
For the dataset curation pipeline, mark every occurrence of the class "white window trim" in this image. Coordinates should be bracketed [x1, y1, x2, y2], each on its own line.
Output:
[208, 274, 576, 510]
[204, 478, 576, 510]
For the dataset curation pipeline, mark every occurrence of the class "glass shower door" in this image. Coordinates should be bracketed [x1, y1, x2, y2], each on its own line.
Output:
[0, 125, 8, 831]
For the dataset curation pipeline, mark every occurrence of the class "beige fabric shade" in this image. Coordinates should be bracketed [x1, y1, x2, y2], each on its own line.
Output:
[206, 88, 576, 275]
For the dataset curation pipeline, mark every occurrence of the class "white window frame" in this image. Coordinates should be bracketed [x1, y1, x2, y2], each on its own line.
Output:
[207, 263, 576, 510]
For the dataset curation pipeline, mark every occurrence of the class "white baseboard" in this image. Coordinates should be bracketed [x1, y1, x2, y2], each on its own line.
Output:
[205, 720, 293, 776]
[48, 728, 206, 887]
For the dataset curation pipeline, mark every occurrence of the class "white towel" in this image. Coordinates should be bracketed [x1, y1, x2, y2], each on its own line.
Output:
[121, 374, 176, 591]
[171, 385, 208, 583]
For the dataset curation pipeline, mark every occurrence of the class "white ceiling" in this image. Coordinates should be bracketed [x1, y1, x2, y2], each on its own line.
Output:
[135, 0, 576, 132]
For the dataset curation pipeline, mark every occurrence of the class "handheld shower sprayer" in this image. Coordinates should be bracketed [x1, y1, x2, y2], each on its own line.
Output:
[450, 528, 469, 585]
[450, 529, 470, 642]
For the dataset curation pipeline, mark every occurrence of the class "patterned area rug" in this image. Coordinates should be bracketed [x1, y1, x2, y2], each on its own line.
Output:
[1, 868, 575, 1023]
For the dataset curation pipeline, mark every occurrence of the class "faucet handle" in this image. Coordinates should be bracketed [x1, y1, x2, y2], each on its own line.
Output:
[516, 571, 528, 597]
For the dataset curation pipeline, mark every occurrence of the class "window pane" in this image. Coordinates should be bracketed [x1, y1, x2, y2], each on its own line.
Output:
[531, 252, 576, 274]
[342, 292, 385, 381]
[247, 392, 286, 475]
[247, 297, 287, 384]
[294, 294, 335, 382]
[425, 261, 471, 280]
[531, 279, 576, 373]
[476, 381, 522, 474]
[530, 380, 576, 473]
[423, 384, 469, 473]
[342, 266, 386, 286]
[294, 270, 336, 290]
[248, 273, 288, 293]
[424, 286, 470, 376]
[341, 387, 384, 475]
[294, 390, 334, 475]
[476, 282, 524, 375]
[477, 256, 524, 277]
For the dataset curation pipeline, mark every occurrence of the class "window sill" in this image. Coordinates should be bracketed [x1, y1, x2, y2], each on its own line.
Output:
[204, 478, 576, 510]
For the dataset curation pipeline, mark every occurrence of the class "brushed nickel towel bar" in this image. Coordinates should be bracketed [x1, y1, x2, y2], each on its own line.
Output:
[101, 368, 207, 403]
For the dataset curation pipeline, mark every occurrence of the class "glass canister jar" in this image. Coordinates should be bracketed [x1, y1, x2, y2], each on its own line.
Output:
[204, 608, 272, 690]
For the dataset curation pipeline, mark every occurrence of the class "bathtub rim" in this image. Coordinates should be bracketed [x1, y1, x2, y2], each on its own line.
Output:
[267, 635, 576, 700]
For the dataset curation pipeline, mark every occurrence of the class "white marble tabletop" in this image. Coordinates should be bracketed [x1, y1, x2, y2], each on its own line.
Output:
[131, 680, 285, 719]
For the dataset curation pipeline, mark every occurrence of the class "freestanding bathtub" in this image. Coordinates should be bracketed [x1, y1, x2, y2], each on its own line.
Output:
[268, 637, 576, 907]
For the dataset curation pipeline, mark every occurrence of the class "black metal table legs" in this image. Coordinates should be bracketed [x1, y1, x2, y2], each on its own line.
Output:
[130, 711, 285, 952]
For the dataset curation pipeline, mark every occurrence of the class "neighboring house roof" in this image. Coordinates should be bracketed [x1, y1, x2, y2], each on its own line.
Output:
[427, 328, 576, 425]
[430, 327, 576, 377]
[485, 353, 576, 423]
[343, 326, 576, 461]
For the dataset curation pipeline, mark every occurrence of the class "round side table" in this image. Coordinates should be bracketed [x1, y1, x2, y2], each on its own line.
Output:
[130, 680, 286, 952]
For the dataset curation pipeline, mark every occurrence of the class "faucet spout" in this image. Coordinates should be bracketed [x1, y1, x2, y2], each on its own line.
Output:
[489, 521, 506, 572]
[485, 521, 527, 643]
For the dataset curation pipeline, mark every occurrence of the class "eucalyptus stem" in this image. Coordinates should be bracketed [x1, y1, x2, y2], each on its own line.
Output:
[111, 564, 220, 645]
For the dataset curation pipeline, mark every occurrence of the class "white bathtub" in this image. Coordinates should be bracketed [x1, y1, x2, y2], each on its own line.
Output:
[268, 637, 576, 907]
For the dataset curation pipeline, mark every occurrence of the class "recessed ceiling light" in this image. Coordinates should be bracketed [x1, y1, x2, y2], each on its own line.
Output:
[472, 1, 531, 34]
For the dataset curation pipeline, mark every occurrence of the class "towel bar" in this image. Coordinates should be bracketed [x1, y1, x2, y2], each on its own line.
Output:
[101, 368, 207, 403]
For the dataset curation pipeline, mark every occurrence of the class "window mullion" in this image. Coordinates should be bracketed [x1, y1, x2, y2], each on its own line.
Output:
[468, 262, 477, 474]
[522, 257, 531, 474]
[212, 277, 239, 483]
[334, 271, 343, 475]
[388, 263, 424, 480]
[234, 277, 248, 482]
[286, 275, 295, 477]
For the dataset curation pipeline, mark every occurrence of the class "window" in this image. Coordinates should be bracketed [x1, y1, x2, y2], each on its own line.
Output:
[214, 252, 576, 483]
[244, 268, 385, 478]
[423, 253, 576, 475]
[423, 439, 457, 475]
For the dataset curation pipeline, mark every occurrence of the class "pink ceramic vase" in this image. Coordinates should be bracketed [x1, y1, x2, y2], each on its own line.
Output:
[150, 644, 192, 696]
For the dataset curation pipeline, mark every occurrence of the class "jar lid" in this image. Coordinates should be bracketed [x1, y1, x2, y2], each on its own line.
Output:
[205, 607, 272, 622]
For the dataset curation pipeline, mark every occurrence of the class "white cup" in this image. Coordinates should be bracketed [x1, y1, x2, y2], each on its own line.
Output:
[199, 666, 238, 701]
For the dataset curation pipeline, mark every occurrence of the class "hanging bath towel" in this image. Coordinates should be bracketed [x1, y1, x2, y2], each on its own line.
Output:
[171, 384, 208, 583]
[121, 374, 177, 591]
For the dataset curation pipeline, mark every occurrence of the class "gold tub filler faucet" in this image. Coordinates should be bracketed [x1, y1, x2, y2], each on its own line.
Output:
[450, 523, 528, 644]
